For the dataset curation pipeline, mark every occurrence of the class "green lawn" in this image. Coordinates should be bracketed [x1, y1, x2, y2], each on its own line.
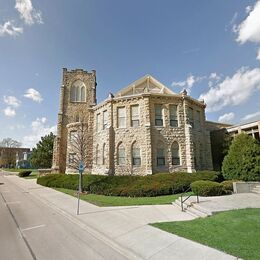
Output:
[54, 187, 188, 206]
[23, 171, 38, 179]
[3, 168, 36, 173]
[2, 168, 38, 179]
[151, 208, 260, 260]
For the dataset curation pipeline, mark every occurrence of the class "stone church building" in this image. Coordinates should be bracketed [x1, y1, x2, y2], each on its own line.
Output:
[52, 68, 214, 175]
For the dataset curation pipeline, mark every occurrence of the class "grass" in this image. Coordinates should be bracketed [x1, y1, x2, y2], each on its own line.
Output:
[54, 187, 189, 206]
[2, 168, 38, 179]
[151, 208, 260, 260]
[23, 171, 38, 179]
[3, 168, 36, 172]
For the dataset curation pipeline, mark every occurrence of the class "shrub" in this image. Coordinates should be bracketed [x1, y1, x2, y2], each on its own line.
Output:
[222, 133, 260, 181]
[191, 180, 224, 196]
[37, 171, 220, 197]
[37, 174, 106, 190]
[221, 180, 234, 193]
[18, 171, 32, 177]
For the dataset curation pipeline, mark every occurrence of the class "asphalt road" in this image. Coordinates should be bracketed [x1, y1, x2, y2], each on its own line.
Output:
[0, 171, 128, 260]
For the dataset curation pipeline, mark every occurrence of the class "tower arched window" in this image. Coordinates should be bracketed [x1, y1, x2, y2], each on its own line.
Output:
[172, 142, 180, 165]
[70, 80, 86, 102]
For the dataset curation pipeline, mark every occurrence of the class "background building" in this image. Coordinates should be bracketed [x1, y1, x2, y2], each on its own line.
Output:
[0, 147, 31, 168]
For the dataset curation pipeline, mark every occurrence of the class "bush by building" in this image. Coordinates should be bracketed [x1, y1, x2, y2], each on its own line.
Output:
[191, 180, 224, 196]
[18, 171, 32, 177]
[222, 133, 260, 181]
[37, 171, 219, 197]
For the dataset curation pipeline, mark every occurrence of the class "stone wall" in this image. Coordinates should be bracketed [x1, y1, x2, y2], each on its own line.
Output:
[52, 69, 214, 176]
[52, 68, 96, 174]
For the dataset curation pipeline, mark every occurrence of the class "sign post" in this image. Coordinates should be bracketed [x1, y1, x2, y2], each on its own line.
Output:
[77, 161, 84, 215]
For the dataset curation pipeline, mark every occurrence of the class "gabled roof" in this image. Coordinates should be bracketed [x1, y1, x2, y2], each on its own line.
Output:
[114, 74, 175, 97]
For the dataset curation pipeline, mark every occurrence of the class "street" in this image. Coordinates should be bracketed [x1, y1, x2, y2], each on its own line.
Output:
[0, 171, 128, 260]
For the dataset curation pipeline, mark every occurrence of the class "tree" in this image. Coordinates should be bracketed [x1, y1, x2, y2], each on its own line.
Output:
[30, 133, 55, 168]
[0, 138, 21, 148]
[222, 133, 260, 181]
[68, 123, 88, 171]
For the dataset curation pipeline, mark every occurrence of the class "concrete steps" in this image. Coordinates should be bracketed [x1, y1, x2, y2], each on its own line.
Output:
[173, 197, 212, 218]
[252, 185, 260, 194]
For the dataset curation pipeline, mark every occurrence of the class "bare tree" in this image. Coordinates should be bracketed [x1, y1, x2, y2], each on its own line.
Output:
[68, 107, 89, 193]
[68, 122, 88, 171]
[0, 138, 22, 148]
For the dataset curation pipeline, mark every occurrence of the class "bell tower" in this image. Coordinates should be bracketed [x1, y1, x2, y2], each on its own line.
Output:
[52, 68, 97, 173]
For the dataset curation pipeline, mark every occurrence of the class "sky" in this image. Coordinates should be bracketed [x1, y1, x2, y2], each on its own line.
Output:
[0, 0, 260, 148]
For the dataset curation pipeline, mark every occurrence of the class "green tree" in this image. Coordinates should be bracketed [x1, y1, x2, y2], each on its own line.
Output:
[222, 133, 260, 181]
[30, 133, 55, 168]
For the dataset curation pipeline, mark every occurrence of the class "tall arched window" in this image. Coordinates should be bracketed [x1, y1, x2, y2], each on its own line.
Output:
[132, 142, 141, 166]
[172, 142, 180, 165]
[71, 85, 76, 102]
[102, 143, 106, 165]
[81, 86, 86, 102]
[96, 144, 101, 165]
[117, 143, 125, 165]
[70, 80, 86, 102]
[157, 141, 165, 166]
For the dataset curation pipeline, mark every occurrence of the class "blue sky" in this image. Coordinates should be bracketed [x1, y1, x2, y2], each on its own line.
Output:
[0, 0, 260, 147]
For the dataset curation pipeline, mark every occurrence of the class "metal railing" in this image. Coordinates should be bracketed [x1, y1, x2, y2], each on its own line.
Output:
[180, 186, 199, 211]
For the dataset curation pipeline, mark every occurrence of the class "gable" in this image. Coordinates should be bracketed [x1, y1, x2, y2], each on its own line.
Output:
[115, 75, 175, 97]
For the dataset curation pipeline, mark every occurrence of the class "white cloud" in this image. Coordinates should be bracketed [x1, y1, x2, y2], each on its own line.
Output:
[199, 67, 260, 112]
[24, 88, 43, 102]
[3, 107, 16, 117]
[208, 72, 222, 87]
[257, 48, 260, 60]
[172, 75, 205, 94]
[246, 5, 253, 14]
[242, 111, 260, 121]
[3, 96, 21, 108]
[9, 124, 25, 130]
[15, 0, 43, 25]
[235, 1, 260, 44]
[23, 117, 56, 148]
[0, 21, 23, 37]
[218, 112, 235, 123]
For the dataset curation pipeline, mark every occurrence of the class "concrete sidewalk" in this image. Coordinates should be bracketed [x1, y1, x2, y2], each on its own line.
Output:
[5, 175, 237, 260]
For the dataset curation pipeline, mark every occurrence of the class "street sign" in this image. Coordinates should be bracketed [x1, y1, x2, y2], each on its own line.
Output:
[79, 161, 84, 173]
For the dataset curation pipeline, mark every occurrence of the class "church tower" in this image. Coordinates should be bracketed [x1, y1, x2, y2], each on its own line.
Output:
[52, 68, 97, 173]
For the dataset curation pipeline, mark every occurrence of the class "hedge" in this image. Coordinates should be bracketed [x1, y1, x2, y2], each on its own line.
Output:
[191, 180, 224, 196]
[37, 171, 219, 197]
[18, 171, 32, 177]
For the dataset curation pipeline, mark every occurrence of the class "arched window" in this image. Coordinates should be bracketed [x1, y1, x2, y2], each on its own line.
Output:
[70, 80, 86, 102]
[172, 142, 180, 165]
[157, 141, 165, 166]
[71, 85, 76, 102]
[96, 144, 101, 165]
[117, 143, 125, 165]
[81, 86, 86, 102]
[132, 142, 141, 166]
[102, 143, 106, 165]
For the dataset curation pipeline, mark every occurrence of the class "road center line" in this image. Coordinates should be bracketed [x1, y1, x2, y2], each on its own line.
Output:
[22, 224, 46, 232]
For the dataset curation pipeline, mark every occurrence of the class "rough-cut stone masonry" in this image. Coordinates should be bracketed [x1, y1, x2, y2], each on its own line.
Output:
[52, 69, 214, 175]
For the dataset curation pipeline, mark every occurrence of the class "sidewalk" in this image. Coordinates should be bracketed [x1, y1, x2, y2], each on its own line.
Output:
[5, 175, 237, 260]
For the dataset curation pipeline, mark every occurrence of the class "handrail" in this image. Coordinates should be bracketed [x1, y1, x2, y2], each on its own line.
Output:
[180, 186, 199, 211]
